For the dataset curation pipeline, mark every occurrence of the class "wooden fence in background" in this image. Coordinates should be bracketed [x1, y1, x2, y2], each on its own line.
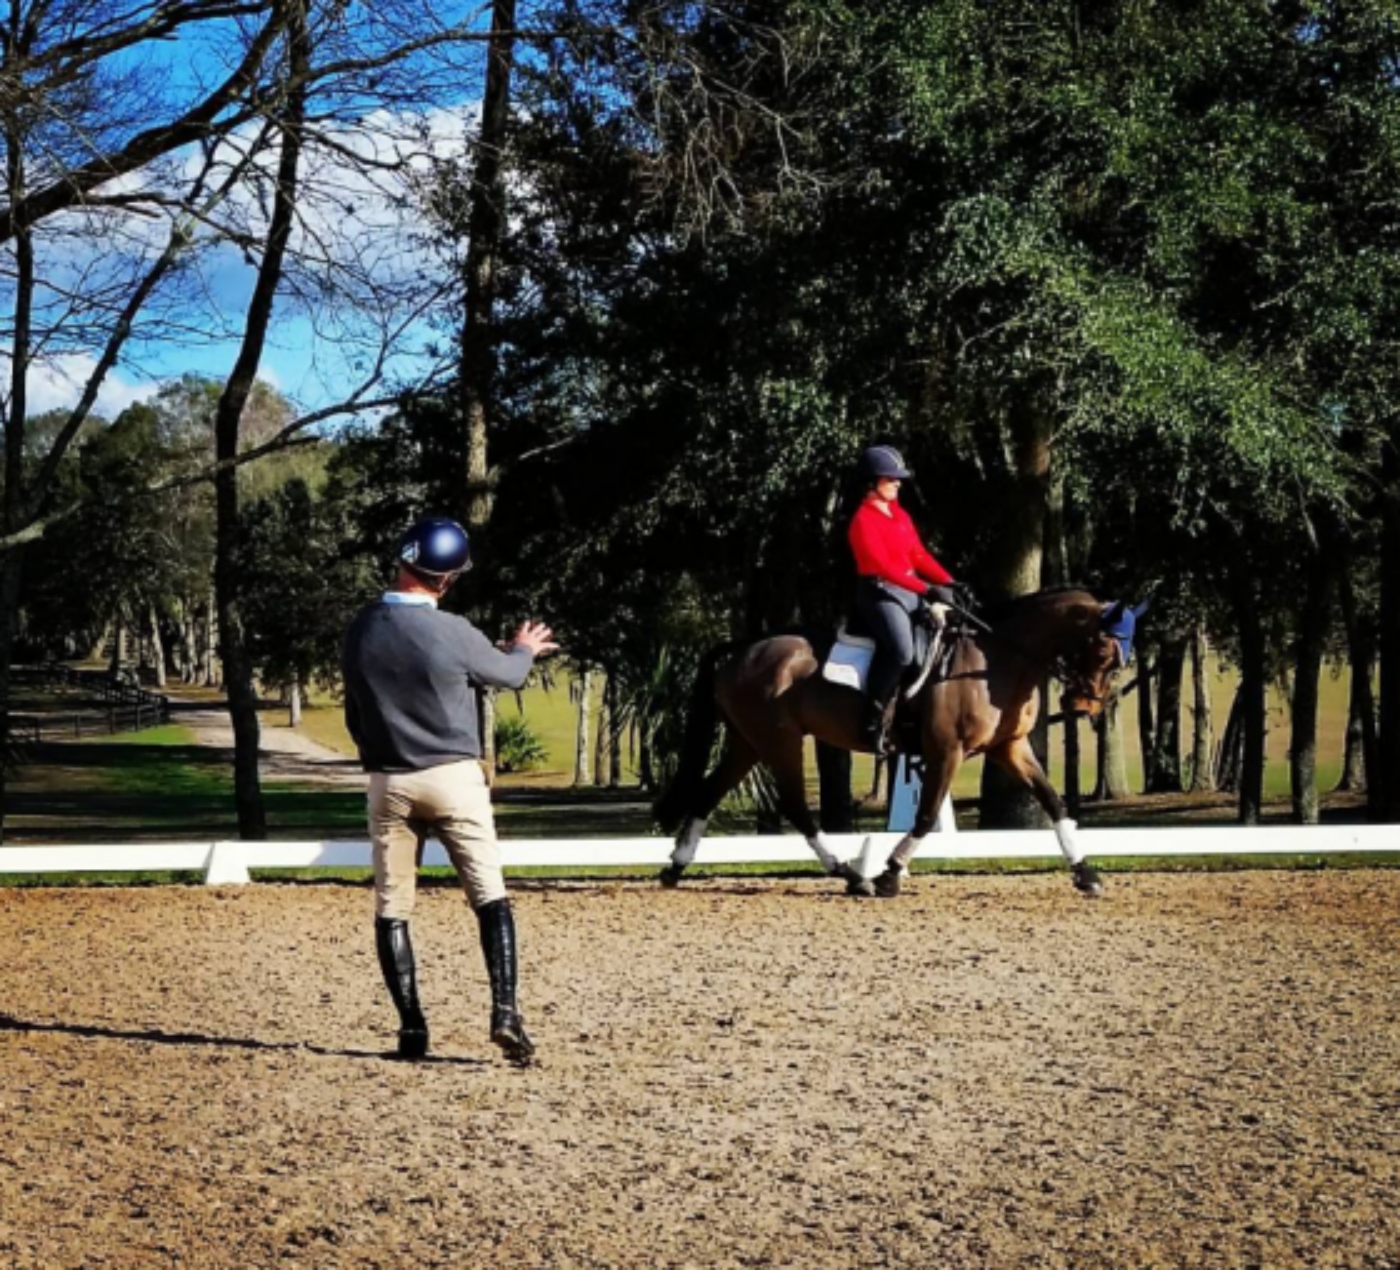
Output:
[8, 663, 170, 744]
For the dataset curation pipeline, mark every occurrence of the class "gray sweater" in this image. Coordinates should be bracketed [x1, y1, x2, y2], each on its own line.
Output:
[342, 599, 536, 772]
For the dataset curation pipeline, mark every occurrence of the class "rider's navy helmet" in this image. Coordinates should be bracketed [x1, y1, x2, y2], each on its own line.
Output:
[859, 445, 912, 482]
[398, 517, 472, 578]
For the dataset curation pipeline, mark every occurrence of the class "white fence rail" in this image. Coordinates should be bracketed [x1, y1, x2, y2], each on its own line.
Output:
[0, 825, 1396, 885]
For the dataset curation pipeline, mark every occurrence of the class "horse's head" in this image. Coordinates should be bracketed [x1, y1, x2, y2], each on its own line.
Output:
[1057, 596, 1150, 719]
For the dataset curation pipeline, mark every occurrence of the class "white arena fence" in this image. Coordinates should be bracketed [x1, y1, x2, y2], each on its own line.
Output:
[1, 824, 1397, 886]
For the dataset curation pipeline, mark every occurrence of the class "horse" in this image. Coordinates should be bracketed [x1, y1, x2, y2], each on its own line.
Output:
[653, 587, 1145, 898]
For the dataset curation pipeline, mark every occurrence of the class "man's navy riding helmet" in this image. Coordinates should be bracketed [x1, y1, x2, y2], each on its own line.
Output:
[860, 445, 912, 482]
[399, 517, 472, 577]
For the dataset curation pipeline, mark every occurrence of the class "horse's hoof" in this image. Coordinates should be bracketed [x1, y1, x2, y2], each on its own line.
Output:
[1072, 862, 1104, 897]
[845, 874, 876, 898]
[873, 866, 903, 899]
[658, 865, 685, 889]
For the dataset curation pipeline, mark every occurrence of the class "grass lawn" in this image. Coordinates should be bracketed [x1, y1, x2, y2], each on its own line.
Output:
[7, 723, 366, 843]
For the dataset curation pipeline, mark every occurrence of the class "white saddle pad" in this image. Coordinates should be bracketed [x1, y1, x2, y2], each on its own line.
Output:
[822, 627, 875, 692]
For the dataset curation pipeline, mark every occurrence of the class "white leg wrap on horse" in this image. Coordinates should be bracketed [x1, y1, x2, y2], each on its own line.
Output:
[672, 818, 706, 867]
[807, 832, 841, 874]
[1053, 818, 1085, 866]
[890, 832, 924, 871]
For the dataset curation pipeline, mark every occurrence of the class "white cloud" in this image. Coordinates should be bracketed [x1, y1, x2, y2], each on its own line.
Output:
[4, 353, 155, 421]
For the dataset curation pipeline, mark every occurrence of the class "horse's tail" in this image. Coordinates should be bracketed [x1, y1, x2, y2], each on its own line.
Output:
[652, 644, 733, 833]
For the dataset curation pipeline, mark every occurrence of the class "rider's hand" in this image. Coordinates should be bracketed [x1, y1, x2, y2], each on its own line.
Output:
[952, 581, 978, 611]
[511, 621, 560, 658]
[925, 583, 957, 608]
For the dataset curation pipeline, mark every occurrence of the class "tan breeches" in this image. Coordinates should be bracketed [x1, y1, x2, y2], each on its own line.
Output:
[369, 760, 506, 918]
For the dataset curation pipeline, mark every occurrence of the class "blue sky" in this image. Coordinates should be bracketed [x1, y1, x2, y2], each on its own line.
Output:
[9, 6, 487, 428]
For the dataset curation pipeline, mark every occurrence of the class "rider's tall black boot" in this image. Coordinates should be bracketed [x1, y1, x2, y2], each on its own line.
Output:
[476, 898, 536, 1067]
[375, 916, 429, 1060]
[861, 694, 894, 756]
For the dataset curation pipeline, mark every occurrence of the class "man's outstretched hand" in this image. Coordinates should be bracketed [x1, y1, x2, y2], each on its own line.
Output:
[511, 621, 559, 658]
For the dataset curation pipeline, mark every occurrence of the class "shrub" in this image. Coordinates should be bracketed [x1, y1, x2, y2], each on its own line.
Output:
[495, 714, 548, 773]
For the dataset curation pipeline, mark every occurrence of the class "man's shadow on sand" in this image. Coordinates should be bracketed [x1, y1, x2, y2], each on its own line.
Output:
[0, 1012, 490, 1067]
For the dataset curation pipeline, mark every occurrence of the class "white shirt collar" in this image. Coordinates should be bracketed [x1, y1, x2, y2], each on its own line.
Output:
[382, 590, 437, 608]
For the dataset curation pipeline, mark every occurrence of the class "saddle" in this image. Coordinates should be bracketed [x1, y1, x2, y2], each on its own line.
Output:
[821, 605, 956, 750]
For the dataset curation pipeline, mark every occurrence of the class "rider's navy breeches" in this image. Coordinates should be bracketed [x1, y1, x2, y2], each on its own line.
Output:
[855, 577, 918, 707]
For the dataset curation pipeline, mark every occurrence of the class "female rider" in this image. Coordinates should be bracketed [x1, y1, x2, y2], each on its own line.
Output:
[847, 445, 959, 753]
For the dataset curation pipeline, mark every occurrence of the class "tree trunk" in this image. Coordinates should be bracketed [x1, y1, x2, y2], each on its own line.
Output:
[1289, 551, 1332, 824]
[108, 618, 125, 678]
[147, 603, 168, 688]
[480, 689, 497, 769]
[0, 69, 36, 841]
[1091, 695, 1130, 801]
[574, 667, 594, 787]
[1136, 650, 1156, 793]
[1233, 578, 1268, 825]
[816, 740, 854, 833]
[1062, 714, 1081, 818]
[458, 0, 517, 536]
[0, 553, 25, 841]
[210, 0, 309, 840]
[202, 591, 219, 687]
[979, 401, 1052, 829]
[287, 675, 303, 728]
[87, 620, 111, 664]
[607, 674, 622, 787]
[1337, 571, 1376, 800]
[1379, 434, 1400, 820]
[1215, 687, 1245, 792]
[1336, 660, 1368, 793]
[593, 670, 611, 788]
[1187, 627, 1220, 795]
[1149, 638, 1186, 792]
[1338, 607, 1372, 795]
[1188, 626, 1215, 793]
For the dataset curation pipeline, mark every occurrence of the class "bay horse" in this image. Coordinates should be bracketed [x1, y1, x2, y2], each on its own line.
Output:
[654, 587, 1144, 898]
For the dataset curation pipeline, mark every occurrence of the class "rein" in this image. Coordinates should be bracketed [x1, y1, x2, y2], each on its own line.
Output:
[960, 604, 1116, 704]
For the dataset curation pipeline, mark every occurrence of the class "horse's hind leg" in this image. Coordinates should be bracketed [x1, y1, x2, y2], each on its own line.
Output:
[660, 730, 758, 887]
[873, 744, 962, 899]
[989, 737, 1103, 897]
[760, 732, 860, 883]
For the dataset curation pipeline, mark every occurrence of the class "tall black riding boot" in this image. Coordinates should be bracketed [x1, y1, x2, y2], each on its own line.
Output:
[475, 898, 536, 1067]
[861, 694, 895, 756]
[375, 917, 429, 1060]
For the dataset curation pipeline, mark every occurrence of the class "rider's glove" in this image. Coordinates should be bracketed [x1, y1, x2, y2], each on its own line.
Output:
[925, 583, 957, 608]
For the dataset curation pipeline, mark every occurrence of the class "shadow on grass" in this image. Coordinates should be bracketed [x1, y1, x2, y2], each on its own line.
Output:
[6, 739, 366, 842]
[0, 1012, 488, 1066]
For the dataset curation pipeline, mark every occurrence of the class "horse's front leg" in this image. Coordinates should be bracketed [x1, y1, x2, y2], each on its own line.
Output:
[989, 737, 1104, 897]
[660, 733, 758, 887]
[871, 742, 963, 899]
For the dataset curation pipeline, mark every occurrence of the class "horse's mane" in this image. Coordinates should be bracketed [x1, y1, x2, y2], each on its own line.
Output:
[977, 585, 1101, 625]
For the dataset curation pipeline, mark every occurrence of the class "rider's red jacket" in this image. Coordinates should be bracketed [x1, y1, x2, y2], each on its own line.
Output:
[848, 496, 953, 596]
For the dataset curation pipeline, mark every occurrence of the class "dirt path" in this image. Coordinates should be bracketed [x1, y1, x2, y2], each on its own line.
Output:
[173, 705, 363, 788]
[2, 871, 1398, 1269]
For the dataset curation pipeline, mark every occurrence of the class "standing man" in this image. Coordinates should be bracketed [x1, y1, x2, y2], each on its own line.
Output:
[342, 516, 557, 1065]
